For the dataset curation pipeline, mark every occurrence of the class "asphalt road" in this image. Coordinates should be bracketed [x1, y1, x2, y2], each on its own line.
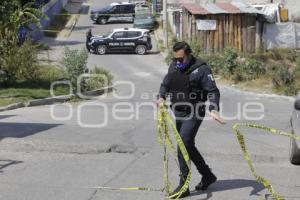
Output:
[0, 0, 300, 200]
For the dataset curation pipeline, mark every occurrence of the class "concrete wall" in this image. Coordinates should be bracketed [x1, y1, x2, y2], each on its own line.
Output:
[30, 0, 67, 41]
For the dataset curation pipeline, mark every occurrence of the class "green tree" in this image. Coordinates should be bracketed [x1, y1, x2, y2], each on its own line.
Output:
[0, 0, 44, 85]
[0, 0, 43, 41]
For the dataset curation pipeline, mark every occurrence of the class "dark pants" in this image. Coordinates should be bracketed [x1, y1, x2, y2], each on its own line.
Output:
[175, 107, 211, 181]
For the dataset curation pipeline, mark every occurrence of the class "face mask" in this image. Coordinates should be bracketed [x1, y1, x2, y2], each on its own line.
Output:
[176, 62, 189, 70]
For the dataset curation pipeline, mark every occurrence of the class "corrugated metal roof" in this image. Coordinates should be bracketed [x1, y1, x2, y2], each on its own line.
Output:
[216, 2, 240, 14]
[182, 2, 262, 15]
[201, 3, 228, 14]
[183, 3, 209, 15]
[231, 1, 263, 14]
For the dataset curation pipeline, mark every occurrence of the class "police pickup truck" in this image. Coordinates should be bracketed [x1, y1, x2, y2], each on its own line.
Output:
[90, 2, 135, 24]
[86, 28, 152, 55]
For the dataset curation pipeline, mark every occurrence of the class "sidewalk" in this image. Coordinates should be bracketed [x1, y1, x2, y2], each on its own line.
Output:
[38, 0, 89, 65]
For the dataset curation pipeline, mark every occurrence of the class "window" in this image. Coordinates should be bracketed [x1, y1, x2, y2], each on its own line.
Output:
[119, 5, 125, 13]
[121, 5, 134, 13]
[110, 6, 118, 13]
[127, 31, 142, 38]
[112, 31, 126, 38]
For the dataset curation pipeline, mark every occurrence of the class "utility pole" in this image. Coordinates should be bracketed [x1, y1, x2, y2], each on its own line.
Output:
[163, 0, 168, 48]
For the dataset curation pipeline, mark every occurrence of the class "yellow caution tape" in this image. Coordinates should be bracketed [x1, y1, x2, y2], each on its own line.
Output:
[89, 111, 300, 200]
[91, 186, 162, 192]
[157, 105, 192, 199]
[90, 106, 191, 199]
[233, 123, 300, 200]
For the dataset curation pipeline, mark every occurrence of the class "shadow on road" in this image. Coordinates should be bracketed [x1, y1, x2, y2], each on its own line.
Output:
[0, 122, 62, 139]
[0, 115, 15, 120]
[39, 37, 85, 48]
[190, 179, 265, 199]
[54, 40, 84, 46]
[0, 160, 23, 173]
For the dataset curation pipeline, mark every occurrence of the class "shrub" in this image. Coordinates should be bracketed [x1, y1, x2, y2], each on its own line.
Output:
[189, 37, 203, 58]
[296, 57, 300, 72]
[17, 41, 41, 81]
[246, 58, 265, 79]
[235, 57, 265, 81]
[200, 53, 224, 74]
[270, 63, 296, 95]
[0, 40, 40, 85]
[91, 67, 113, 85]
[222, 47, 238, 75]
[274, 65, 294, 87]
[83, 67, 114, 91]
[36, 65, 67, 87]
[268, 49, 298, 62]
[61, 47, 88, 94]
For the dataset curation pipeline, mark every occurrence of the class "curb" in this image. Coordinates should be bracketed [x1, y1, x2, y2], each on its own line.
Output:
[0, 85, 114, 112]
[220, 85, 295, 101]
[82, 86, 114, 97]
[26, 95, 74, 107]
[0, 102, 26, 112]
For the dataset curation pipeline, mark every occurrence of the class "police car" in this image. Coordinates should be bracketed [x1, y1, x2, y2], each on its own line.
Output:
[90, 2, 135, 24]
[86, 28, 152, 55]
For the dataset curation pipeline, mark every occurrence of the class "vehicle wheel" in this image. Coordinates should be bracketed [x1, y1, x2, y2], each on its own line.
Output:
[96, 45, 107, 55]
[135, 45, 147, 55]
[97, 17, 107, 25]
[290, 138, 300, 165]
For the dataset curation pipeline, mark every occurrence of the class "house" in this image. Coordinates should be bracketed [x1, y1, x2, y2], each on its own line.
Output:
[206, 0, 300, 21]
[166, 0, 198, 39]
[181, 2, 263, 52]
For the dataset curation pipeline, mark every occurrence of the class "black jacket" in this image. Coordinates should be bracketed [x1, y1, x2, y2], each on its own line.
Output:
[159, 56, 220, 112]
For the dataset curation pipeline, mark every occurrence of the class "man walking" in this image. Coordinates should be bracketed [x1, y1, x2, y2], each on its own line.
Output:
[157, 42, 225, 199]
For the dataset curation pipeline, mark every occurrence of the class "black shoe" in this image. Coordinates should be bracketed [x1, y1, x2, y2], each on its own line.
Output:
[195, 173, 217, 191]
[169, 185, 190, 199]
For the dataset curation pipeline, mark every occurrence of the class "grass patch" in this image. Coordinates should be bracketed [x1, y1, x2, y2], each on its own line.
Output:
[0, 86, 70, 107]
[0, 64, 70, 108]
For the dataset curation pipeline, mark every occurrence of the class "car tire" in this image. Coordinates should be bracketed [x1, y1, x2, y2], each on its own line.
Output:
[290, 138, 300, 165]
[135, 45, 147, 55]
[96, 45, 107, 55]
[97, 17, 107, 25]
